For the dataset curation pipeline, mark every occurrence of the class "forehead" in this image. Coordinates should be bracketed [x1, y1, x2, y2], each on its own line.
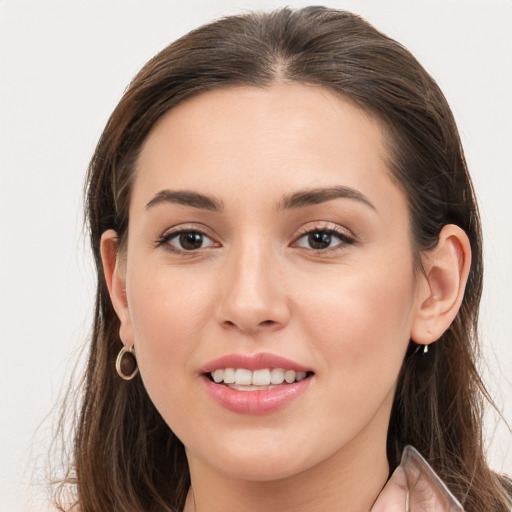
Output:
[138, 84, 387, 166]
[132, 84, 404, 218]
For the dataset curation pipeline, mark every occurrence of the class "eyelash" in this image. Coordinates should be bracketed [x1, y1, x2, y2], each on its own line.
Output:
[155, 227, 217, 254]
[155, 223, 355, 254]
[293, 223, 356, 252]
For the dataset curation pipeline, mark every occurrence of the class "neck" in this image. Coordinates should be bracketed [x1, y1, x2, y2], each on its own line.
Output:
[183, 433, 389, 512]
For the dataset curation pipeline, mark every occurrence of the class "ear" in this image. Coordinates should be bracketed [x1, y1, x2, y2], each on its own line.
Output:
[410, 224, 471, 345]
[100, 229, 134, 346]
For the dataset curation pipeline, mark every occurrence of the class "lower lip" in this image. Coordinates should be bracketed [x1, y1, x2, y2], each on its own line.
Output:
[201, 375, 313, 414]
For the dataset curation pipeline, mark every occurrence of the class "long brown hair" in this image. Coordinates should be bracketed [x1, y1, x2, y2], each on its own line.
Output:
[53, 7, 512, 511]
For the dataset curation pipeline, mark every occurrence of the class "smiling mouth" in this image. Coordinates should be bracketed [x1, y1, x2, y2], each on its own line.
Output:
[207, 368, 315, 391]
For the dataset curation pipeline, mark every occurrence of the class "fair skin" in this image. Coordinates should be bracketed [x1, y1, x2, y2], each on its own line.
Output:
[101, 84, 470, 511]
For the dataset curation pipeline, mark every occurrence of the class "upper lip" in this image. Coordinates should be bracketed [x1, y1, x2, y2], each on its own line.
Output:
[201, 352, 312, 373]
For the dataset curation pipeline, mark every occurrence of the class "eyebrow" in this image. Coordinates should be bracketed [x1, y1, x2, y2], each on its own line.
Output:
[146, 190, 223, 212]
[279, 186, 376, 211]
[145, 186, 375, 213]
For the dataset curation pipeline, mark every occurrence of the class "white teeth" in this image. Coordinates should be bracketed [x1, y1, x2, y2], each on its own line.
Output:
[210, 367, 309, 386]
[213, 369, 224, 383]
[284, 370, 296, 383]
[296, 371, 307, 382]
[223, 367, 235, 384]
[234, 368, 252, 385]
[252, 369, 271, 386]
[270, 368, 285, 384]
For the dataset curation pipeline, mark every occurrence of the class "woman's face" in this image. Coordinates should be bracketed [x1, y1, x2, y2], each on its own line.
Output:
[113, 84, 426, 481]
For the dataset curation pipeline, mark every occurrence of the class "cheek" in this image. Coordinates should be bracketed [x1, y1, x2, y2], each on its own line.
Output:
[283, 263, 416, 450]
[125, 265, 216, 406]
[295, 259, 416, 385]
[128, 262, 214, 338]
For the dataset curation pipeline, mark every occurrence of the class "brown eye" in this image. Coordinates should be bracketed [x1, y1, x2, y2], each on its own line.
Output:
[179, 232, 204, 250]
[163, 230, 216, 251]
[294, 228, 354, 251]
[308, 231, 333, 250]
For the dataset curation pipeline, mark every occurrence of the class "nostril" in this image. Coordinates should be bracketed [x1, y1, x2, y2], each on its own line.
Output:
[219, 315, 285, 333]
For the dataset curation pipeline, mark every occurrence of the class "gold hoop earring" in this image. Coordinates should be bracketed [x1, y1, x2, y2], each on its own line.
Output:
[115, 345, 139, 380]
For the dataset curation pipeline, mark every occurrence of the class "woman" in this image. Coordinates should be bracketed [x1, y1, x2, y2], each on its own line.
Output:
[53, 6, 511, 511]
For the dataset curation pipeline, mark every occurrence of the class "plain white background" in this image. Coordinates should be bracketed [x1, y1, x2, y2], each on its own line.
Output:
[0, 1, 511, 510]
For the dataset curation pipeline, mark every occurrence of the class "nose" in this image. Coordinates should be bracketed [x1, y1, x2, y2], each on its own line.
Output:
[215, 241, 291, 334]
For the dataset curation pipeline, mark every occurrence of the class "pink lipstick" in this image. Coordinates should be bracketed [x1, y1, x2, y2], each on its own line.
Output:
[201, 352, 311, 373]
[200, 352, 314, 414]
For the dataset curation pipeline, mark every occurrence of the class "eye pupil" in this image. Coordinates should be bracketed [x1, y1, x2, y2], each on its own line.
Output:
[308, 231, 331, 249]
[179, 232, 203, 250]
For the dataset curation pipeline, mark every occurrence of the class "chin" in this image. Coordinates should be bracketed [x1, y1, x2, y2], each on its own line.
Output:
[221, 455, 311, 482]
[189, 434, 325, 483]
